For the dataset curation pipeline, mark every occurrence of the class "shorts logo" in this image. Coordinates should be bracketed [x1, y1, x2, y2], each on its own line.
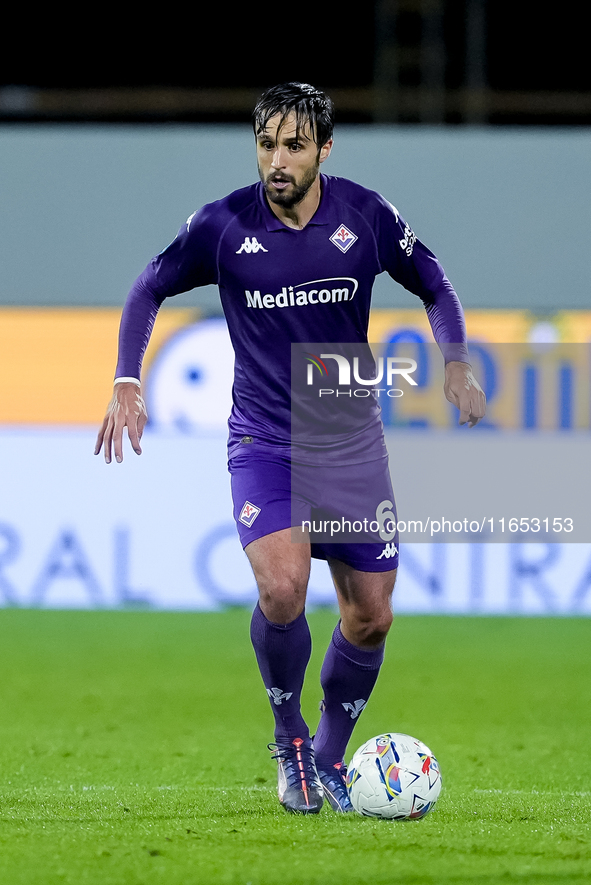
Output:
[239, 501, 261, 527]
[376, 542, 398, 560]
[330, 224, 358, 253]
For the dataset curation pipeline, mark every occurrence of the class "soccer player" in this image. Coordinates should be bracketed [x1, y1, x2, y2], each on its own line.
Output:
[95, 82, 485, 815]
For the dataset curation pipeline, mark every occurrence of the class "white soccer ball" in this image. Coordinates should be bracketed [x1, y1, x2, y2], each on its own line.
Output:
[346, 733, 442, 820]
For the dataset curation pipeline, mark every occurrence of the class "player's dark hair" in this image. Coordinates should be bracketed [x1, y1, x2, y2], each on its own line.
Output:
[253, 82, 334, 148]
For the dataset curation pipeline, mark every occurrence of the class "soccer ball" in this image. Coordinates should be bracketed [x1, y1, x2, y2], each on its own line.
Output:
[346, 733, 442, 819]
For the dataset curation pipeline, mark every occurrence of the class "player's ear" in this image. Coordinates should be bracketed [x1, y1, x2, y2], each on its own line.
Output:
[318, 139, 333, 164]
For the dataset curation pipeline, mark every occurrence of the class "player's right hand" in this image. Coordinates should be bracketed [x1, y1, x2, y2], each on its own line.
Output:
[94, 382, 148, 463]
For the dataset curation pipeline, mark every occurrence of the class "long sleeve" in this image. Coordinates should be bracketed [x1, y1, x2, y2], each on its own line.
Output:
[113, 203, 221, 381]
[114, 268, 166, 381]
[373, 195, 470, 364]
[415, 274, 470, 365]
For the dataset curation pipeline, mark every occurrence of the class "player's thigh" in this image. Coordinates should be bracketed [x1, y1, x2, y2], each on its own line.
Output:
[229, 441, 314, 622]
[229, 442, 310, 549]
[328, 557, 397, 647]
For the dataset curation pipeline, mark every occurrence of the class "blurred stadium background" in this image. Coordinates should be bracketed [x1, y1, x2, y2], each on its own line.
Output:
[1, 1, 590, 615]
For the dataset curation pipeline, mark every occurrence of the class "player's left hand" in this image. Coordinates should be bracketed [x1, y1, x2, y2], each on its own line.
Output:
[443, 361, 486, 427]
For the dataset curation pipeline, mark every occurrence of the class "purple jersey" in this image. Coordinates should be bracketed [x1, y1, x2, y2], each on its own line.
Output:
[116, 175, 469, 451]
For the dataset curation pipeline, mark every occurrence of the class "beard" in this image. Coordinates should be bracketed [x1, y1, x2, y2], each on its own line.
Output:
[259, 159, 320, 209]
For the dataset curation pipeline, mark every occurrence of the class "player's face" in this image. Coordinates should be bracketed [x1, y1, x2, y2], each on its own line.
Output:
[256, 113, 332, 209]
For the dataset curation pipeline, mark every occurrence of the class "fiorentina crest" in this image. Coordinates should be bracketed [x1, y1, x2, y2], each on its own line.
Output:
[239, 501, 261, 527]
[330, 224, 358, 253]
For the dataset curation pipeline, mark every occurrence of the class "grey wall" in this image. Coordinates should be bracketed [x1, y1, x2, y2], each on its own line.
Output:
[0, 124, 589, 311]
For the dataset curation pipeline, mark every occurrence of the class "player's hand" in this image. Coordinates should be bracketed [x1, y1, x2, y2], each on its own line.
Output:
[443, 361, 486, 427]
[94, 382, 148, 463]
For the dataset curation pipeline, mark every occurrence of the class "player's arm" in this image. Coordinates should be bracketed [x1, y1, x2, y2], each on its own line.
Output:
[94, 272, 162, 463]
[375, 198, 485, 426]
[419, 275, 485, 427]
[95, 205, 220, 463]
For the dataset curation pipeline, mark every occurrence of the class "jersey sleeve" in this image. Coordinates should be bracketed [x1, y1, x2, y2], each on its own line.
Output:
[373, 195, 470, 364]
[145, 205, 220, 298]
[114, 205, 220, 380]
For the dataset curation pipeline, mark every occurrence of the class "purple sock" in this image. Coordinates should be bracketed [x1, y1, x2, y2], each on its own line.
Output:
[314, 622, 385, 767]
[250, 602, 312, 742]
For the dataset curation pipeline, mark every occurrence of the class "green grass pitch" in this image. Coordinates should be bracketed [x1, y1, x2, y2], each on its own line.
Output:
[0, 609, 590, 885]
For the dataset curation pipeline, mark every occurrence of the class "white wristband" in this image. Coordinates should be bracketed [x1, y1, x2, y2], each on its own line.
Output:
[114, 377, 141, 386]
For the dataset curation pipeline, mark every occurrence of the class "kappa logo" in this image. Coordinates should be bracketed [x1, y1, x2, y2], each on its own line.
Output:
[236, 236, 268, 254]
[376, 542, 398, 560]
[330, 224, 358, 253]
[267, 687, 293, 706]
[239, 501, 261, 527]
[342, 699, 367, 719]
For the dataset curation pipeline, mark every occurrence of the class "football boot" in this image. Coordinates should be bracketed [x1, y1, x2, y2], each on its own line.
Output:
[316, 760, 355, 813]
[268, 737, 324, 814]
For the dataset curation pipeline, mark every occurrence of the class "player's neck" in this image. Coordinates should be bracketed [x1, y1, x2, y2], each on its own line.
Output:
[267, 176, 322, 231]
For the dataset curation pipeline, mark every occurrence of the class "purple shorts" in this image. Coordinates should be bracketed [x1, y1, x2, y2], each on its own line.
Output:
[228, 440, 399, 572]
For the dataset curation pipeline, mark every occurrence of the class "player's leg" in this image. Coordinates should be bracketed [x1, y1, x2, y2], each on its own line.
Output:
[247, 527, 324, 813]
[247, 526, 312, 741]
[230, 442, 317, 735]
[314, 559, 397, 811]
[230, 443, 323, 812]
[307, 448, 398, 772]
[330, 557, 397, 649]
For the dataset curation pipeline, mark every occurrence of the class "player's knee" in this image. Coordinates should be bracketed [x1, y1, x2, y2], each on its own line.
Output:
[350, 610, 393, 648]
[257, 578, 307, 625]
